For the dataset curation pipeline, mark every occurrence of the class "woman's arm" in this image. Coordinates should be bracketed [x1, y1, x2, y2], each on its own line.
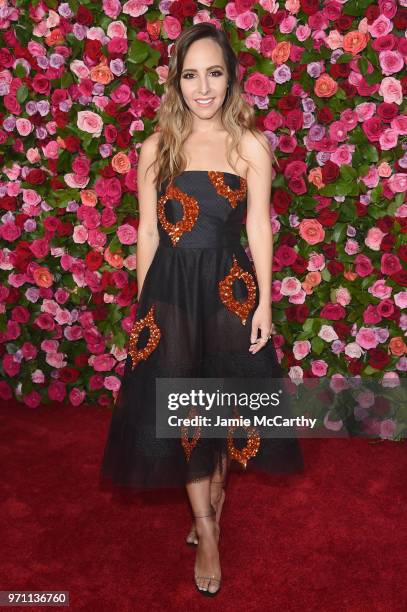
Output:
[244, 130, 274, 307]
[136, 133, 160, 300]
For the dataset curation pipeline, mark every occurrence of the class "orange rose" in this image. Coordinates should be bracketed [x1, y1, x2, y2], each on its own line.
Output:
[344, 270, 357, 281]
[33, 267, 54, 288]
[80, 189, 98, 207]
[343, 31, 369, 55]
[104, 247, 124, 269]
[388, 337, 406, 357]
[90, 62, 114, 85]
[308, 167, 325, 189]
[271, 41, 291, 66]
[305, 271, 322, 287]
[111, 152, 131, 175]
[45, 28, 65, 47]
[299, 219, 325, 245]
[314, 73, 338, 98]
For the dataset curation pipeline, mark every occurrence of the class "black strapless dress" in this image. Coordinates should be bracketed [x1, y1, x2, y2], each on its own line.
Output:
[99, 170, 304, 489]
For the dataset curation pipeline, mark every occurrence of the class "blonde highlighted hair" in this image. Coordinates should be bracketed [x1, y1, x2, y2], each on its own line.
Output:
[147, 23, 277, 191]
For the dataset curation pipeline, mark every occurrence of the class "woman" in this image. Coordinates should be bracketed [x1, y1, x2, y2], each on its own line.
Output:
[100, 23, 304, 597]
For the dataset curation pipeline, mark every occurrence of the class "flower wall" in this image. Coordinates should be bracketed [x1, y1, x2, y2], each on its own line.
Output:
[0, 0, 406, 414]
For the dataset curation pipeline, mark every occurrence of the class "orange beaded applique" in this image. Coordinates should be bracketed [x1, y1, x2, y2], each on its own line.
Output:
[227, 406, 261, 469]
[157, 183, 199, 246]
[208, 171, 247, 208]
[128, 305, 161, 369]
[218, 254, 257, 325]
[180, 407, 202, 462]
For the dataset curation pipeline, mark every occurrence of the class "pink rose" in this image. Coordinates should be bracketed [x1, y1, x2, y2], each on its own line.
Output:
[365, 227, 386, 250]
[380, 419, 396, 440]
[379, 128, 398, 150]
[280, 277, 301, 296]
[23, 391, 42, 408]
[30, 238, 49, 258]
[311, 360, 328, 377]
[356, 327, 378, 349]
[69, 387, 86, 406]
[48, 381, 67, 402]
[368, 279, 392, 299]
[293, 340, 311, 360]
[335, 287, 351, 307]
[379, 77, 403, 105]
[318, 325, 338, 342]
[103, 0, 122, 19]
[394, 291, 407, 309]
[117, 223, 137, 245]
[388, 173, 407, 193]
[77, 111, 103, 136]
[368, 15, 393, 38]
[107, 20, 127, 38]
[2, 354, 20, 377]
[379, 50, 404, 76]
[16, 118, 32, 136]
[236, 11, 258, 31]
[391, 115, 407, 135]
[162, 16, 182, 40]
[355, 102, 376, 122]
[378, 0, 397, 19]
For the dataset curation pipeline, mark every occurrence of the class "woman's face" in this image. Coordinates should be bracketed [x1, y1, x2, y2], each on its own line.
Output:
[179, 37, 229, 121]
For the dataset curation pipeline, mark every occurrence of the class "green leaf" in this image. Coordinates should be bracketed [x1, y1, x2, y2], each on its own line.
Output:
[311, 336, 325, 355]
[128, 39, 150, 64]
[16, 85, 29, 103]
[362, 145, 379, 163]
[340, 165, 358, 183]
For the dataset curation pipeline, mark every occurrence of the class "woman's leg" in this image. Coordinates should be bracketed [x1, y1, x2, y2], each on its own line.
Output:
[186, 451, 229, 545]
[186, 477, 221, 594]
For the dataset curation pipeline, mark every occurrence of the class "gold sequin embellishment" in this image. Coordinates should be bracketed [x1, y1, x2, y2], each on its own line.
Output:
[128, 305, 161, 369]
[180, 407, 202, 462]
[218, 254, 257, 325]
[208, 171, 247, 208]
[157, 183, 199, 246]
[227, 406, 261, 468]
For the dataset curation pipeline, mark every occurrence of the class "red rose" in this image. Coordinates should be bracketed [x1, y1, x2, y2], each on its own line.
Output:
[84, 39, 102, 62]
[320, 303, 346, 320]
[377, 102, 398, 122]
[277, 94, 299, 113]
[327, 260, 344, 276]
[322, 241, 337, 259]
[317, 106, 334, 124]
[0, 48, 13, 67]
[285, 109, 303, 131]
[390, 271, 407, 286]
[333, 321, 350, 339]
[291, 254, 308, 274]
[368, 348, 391, 370]
[394, 9, 407, 30]
[26, 169, 46, 185]
[300, 0, 319, 15]
[348, 359, 363, 375]
[259, 14, 278, 34]
[381, 234, 395, 252]
[318, 209, 339, 226]
[286, 304, 309, 324]
[366, 4, 380, 23]
[64, 135, 81, 152]
[334, 15, 353, 32]
[321, 161, 339, 183]
[0, 195, 17, 212]
[32, 74, 50, 95]
[77, 5, 94, 26]
[397, 245, 407, 262]
[355, 201, 369, 217]
[85, 252, 103, 271]
[272, 188, 292, 214]
[362, 117, 384, 142]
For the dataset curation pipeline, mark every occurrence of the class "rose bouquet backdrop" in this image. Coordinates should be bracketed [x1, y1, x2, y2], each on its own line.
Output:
[0, 0, 406, 437]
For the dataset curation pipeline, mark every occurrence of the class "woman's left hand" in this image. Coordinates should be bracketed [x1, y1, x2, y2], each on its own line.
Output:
[249, 302, 273, 354]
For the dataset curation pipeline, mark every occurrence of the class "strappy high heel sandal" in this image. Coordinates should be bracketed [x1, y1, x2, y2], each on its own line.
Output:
[193, 506, 222, 597]
[186, 479, 226, 547]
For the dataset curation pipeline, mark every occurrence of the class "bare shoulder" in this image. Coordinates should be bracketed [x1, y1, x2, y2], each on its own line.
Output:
[240, 128, 274, 179]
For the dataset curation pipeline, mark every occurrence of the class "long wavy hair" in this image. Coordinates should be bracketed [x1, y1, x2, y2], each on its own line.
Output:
[147, 23, 277, 191]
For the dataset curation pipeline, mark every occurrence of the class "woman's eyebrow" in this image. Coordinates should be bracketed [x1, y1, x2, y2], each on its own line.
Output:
[181, 65, 224, 72]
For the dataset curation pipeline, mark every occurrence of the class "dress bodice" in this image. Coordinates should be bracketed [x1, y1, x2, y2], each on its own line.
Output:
[156, 170, 247, 249]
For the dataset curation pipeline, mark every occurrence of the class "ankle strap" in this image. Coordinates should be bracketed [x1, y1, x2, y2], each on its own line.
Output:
[193, 507, 215, 518]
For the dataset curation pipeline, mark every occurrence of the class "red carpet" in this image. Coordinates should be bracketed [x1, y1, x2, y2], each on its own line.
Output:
[1, 399, 406, 612]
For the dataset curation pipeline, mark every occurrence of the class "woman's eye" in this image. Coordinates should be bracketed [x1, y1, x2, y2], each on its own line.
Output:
[182, 71, 224, 79]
